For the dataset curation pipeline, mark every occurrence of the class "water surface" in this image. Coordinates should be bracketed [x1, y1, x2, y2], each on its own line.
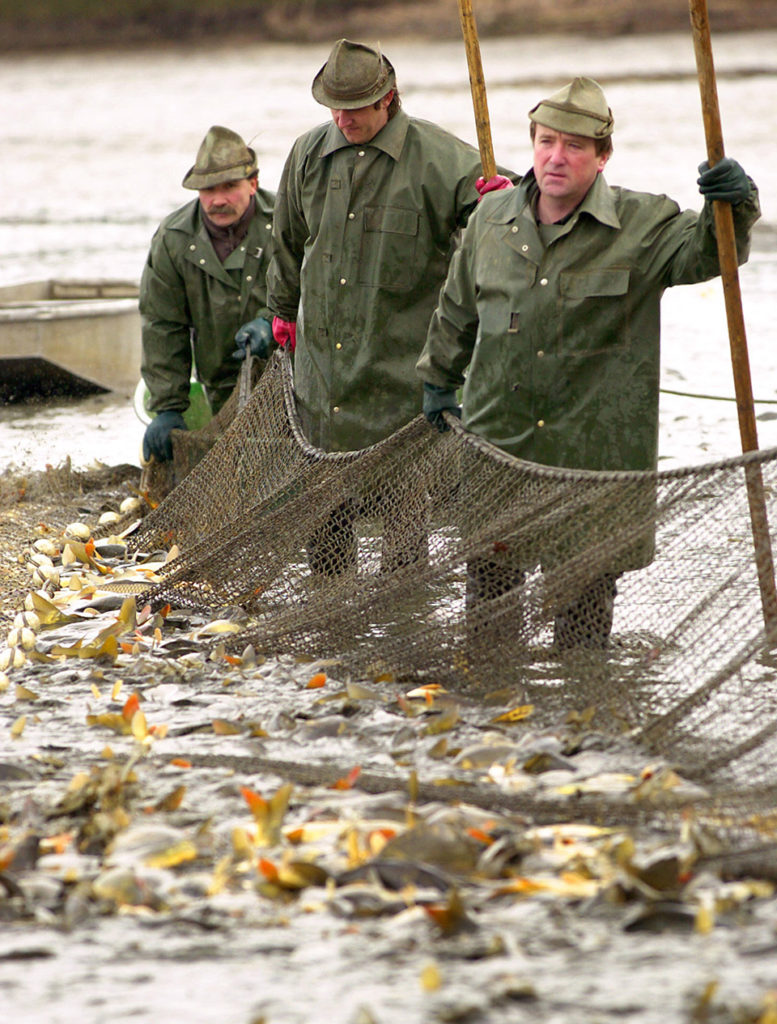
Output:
[1, 31, 776, 471]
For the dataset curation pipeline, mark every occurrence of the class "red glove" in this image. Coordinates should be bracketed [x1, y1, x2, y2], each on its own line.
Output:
[476, 174, 514, 200]
[272, 316, 297, 353]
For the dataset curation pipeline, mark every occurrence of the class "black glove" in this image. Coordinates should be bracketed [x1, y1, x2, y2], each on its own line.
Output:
[142, 410, 187, 462]
[697, 157, 750, 204]
[233, 316, 273, 360]
[423, 382, 461, 433]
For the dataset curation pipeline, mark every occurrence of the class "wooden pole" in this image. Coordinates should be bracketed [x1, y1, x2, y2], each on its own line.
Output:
[689, 0, 777, 638]
[457, 0, 497, 180]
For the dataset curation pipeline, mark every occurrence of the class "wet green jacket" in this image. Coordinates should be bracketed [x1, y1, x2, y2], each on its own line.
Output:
[266, 110, 490, 451]
[140, 189, 275, 415]
[417, 170, 761, 471]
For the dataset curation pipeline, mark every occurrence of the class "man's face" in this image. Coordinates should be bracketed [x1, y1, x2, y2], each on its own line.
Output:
[198, 176, 257, 226]
[331, 92, 392, 144]
[532, 125, 608, 207]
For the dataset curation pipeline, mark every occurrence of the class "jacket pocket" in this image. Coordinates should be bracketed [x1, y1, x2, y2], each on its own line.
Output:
[559, 267, 631, 356]
[357, 206, 420, 291]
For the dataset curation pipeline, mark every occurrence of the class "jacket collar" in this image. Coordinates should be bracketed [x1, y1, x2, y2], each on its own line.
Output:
[320, 109, 409, 161]
[484, 168, 621, 230]
[165, 196, 200, 232]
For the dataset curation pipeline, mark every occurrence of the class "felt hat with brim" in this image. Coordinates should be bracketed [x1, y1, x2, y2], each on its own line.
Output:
[182, 126, 258, 190]
[312, 38, 396, 109]
[529, 77, 614, 138]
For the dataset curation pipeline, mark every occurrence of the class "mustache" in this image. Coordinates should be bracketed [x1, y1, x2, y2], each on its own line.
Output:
[206, 203, 237, 216]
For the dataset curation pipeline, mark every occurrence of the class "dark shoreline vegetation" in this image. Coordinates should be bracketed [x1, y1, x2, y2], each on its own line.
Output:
[3, 0, 777, 53]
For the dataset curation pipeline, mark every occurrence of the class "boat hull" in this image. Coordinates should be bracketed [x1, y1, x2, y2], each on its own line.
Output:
[0, 279, 141, 401]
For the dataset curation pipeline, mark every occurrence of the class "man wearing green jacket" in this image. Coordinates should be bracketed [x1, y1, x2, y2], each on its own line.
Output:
[140, 125, 276, 462]
[417, 77, 760, 646]
[267, 38, 512, 574]
[267, 38, 510, 454]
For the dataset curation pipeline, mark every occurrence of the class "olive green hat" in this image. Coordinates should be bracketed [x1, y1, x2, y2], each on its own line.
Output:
[182, 125, 258, 190]
[528, 77, 614, 138]
[312, 38, 396, 109]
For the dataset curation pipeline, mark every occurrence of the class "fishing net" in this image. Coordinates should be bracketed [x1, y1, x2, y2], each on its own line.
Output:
[129, 351, 777, 836]
[139, 356, 266, 504]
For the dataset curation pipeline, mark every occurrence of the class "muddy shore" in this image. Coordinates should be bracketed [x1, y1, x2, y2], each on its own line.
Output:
[3, 0, 777, 53]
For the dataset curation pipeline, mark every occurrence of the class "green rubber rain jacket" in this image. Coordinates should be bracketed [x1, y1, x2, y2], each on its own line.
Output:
[418, 170, 760, 472]
[267, 110, 493, 451]
[140, 189, 275, 415]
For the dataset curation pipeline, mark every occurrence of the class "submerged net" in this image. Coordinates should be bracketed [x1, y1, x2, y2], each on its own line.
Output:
[130, 352, 777, 848]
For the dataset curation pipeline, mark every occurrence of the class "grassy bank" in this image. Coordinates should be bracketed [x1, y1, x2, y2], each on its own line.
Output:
[3, 0, 777, 52]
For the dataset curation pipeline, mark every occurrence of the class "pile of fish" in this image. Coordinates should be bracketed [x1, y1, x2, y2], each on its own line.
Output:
[2, 493, 777, 1021]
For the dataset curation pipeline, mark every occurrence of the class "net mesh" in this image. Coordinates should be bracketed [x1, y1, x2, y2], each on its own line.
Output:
[130, 352, 777, 843]
[140, 356, 266, 504]
[132, 356, 777, 786]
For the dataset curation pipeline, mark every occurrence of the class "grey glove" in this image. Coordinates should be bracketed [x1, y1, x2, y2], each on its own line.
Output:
[142, 410, 187, 462]
[233, 316, 273, 360]
[697, 157, 750, 204]
[423, 382, 461, 433]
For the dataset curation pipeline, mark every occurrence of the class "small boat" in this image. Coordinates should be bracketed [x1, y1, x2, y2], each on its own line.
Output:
[0, 279, 141, 401]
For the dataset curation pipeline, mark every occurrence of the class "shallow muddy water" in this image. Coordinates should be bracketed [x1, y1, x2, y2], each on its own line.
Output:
[2, 29, 777, 1024]
[1, 31, 777, 472]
